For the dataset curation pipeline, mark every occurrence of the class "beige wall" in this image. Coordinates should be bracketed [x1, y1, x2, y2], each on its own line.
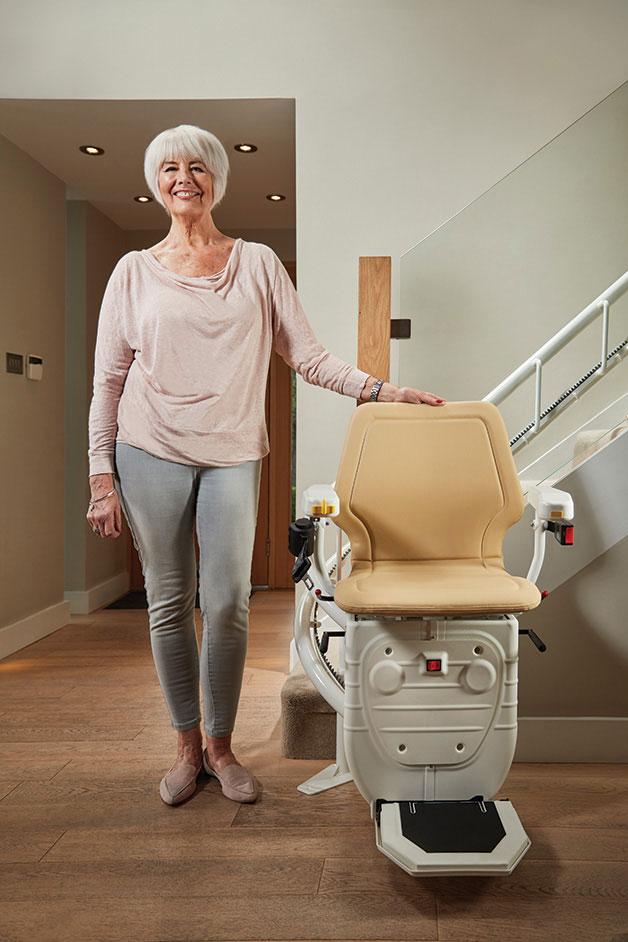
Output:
[0, 134, 66, 628]
[84, 205, 130, 587]
[65, 202, 130, 608]
[65, 201, 87, 593]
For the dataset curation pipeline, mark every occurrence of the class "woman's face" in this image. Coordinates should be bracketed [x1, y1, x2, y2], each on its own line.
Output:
[158, 156, 214, 216]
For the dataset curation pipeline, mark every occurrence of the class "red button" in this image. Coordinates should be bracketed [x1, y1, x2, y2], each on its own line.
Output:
[565, 526, 574, 545]
[427, 659, 442, 672]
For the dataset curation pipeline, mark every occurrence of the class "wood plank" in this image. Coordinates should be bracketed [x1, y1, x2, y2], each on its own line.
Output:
[0, 858, 325, 900]
[0, 828, 65, 862]
[525, 826, 628, 861]
[321, 857, 628, 900]
[321, 859, 628, 940]
[358, 256, 391, 382]
[0, 705, 178, 725]
[44, 825, 379, 862]
[57, 684, 166, 701]
[0, 893, 438, 941]
[497, 764, 628, 828]
[437, 898, 628, 942]
[230, 780, 371, 828]
[0, 782, 239, 830]
[0, 681, 76, 698]
[0, 726, 144, 742]
[0, 757, 72, 782]
[0, 781, 20, 801]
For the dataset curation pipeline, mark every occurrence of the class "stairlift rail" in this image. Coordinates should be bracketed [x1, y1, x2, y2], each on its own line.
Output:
[293, 519, 349, 717]
[483, 269, 628, 443]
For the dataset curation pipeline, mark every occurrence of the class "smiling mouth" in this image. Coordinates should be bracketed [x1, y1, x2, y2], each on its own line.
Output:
[174, 190, 200, 199]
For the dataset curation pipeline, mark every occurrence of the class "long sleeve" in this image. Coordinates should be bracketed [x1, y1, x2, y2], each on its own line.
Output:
[270, 254, 370, 399]
[87, 258, 135, 476]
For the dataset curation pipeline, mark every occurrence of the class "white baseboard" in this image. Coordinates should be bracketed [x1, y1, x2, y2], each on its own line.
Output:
[0, 571, 131, 660]
[516, 716, 628, 762]
[64, 570, 130, 616]
[0, 600, 72, 660]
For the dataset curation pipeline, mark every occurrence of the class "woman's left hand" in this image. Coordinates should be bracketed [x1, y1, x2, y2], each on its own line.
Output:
[361, 380, 447, 406]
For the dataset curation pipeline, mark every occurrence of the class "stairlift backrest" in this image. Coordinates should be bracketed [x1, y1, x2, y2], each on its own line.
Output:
[334, 401, 524, 565]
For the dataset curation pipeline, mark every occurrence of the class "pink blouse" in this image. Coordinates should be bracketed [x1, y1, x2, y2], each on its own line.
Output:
[88, 239, 369, 475]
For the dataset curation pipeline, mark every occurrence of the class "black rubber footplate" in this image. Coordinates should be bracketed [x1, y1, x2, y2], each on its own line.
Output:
[397, 799, 506, 854]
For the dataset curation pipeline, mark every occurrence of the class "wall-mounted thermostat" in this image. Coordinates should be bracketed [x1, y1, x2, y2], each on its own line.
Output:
[27, 354, 43, 381]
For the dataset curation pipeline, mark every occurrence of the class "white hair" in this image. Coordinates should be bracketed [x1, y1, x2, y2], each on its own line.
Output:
[143, 124, 230, 214]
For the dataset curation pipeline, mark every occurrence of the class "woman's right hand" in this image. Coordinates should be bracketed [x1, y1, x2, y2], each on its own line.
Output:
[87, 474, 123, 539]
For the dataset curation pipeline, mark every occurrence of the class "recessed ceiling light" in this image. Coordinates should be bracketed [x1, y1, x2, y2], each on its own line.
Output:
[234, 143, 257, 153]
[134, 195, 153, 203]
[79, 145, 104, 156]
[266, 193, 285, 201]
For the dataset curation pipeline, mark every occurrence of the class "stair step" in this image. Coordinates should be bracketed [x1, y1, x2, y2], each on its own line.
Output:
[280, 660, 336, 760]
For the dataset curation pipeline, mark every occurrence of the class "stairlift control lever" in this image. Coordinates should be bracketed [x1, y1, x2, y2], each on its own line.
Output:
[519, 628, 547, 652]
[527, 485, 574, 521]
[302, 485, 340, 518]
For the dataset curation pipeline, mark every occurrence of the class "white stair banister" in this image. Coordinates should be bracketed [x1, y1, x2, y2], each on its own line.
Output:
[484, 271, 628, 428]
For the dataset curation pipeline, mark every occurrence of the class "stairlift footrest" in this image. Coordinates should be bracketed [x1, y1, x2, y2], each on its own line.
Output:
[375, 798, 531, 876]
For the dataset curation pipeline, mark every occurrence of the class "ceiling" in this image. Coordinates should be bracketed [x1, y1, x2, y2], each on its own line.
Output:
[0, 98, 295, 231]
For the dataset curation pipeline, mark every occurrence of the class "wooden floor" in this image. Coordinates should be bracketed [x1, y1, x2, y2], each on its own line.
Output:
[0, 589, 626, 942]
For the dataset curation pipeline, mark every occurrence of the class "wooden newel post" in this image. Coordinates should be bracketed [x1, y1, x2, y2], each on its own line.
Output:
[358, 257, 391, 390]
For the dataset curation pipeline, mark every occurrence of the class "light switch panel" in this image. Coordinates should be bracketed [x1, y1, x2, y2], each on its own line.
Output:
[27, 354, 43, 381]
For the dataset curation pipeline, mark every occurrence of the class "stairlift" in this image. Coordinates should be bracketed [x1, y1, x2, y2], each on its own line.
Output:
[288, 401, 574, 876]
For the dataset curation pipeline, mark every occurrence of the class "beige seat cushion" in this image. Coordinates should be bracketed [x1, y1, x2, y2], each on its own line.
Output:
[333, 401, 541, 617]
[334, 559, 541, 616]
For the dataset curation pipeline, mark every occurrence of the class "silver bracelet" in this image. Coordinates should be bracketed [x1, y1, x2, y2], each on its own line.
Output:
[88, 488, 116, 510]
[370, 379, 384, 401]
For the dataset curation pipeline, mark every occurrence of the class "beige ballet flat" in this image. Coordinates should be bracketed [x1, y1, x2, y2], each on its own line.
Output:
[202, 748, 258, 802]
[159, 757, 203, 806]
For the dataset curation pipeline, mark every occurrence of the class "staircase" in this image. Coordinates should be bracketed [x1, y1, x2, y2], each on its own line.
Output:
[505, 393, 628, 591]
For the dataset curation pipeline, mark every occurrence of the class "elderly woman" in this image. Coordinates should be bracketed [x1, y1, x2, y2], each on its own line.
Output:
[86, 124, 446, 807]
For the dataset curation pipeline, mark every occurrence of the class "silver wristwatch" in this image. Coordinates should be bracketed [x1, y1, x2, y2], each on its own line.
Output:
[370, 379, 384, 401]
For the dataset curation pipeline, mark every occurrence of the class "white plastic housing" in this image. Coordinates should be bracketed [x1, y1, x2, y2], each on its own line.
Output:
[26, 354, 43, 381]
[302, 485, 340, 517]
[343, 616, 519, 806]
[527, 484, 574, 521]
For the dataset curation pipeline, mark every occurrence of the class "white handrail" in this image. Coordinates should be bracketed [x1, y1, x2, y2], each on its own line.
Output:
[483, 270, 628, 408]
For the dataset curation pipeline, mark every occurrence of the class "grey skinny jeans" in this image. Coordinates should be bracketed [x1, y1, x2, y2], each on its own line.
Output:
[114, 442, 262, 738]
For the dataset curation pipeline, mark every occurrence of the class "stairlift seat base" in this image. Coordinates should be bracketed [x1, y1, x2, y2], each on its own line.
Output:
[344, 616, 519, 806]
